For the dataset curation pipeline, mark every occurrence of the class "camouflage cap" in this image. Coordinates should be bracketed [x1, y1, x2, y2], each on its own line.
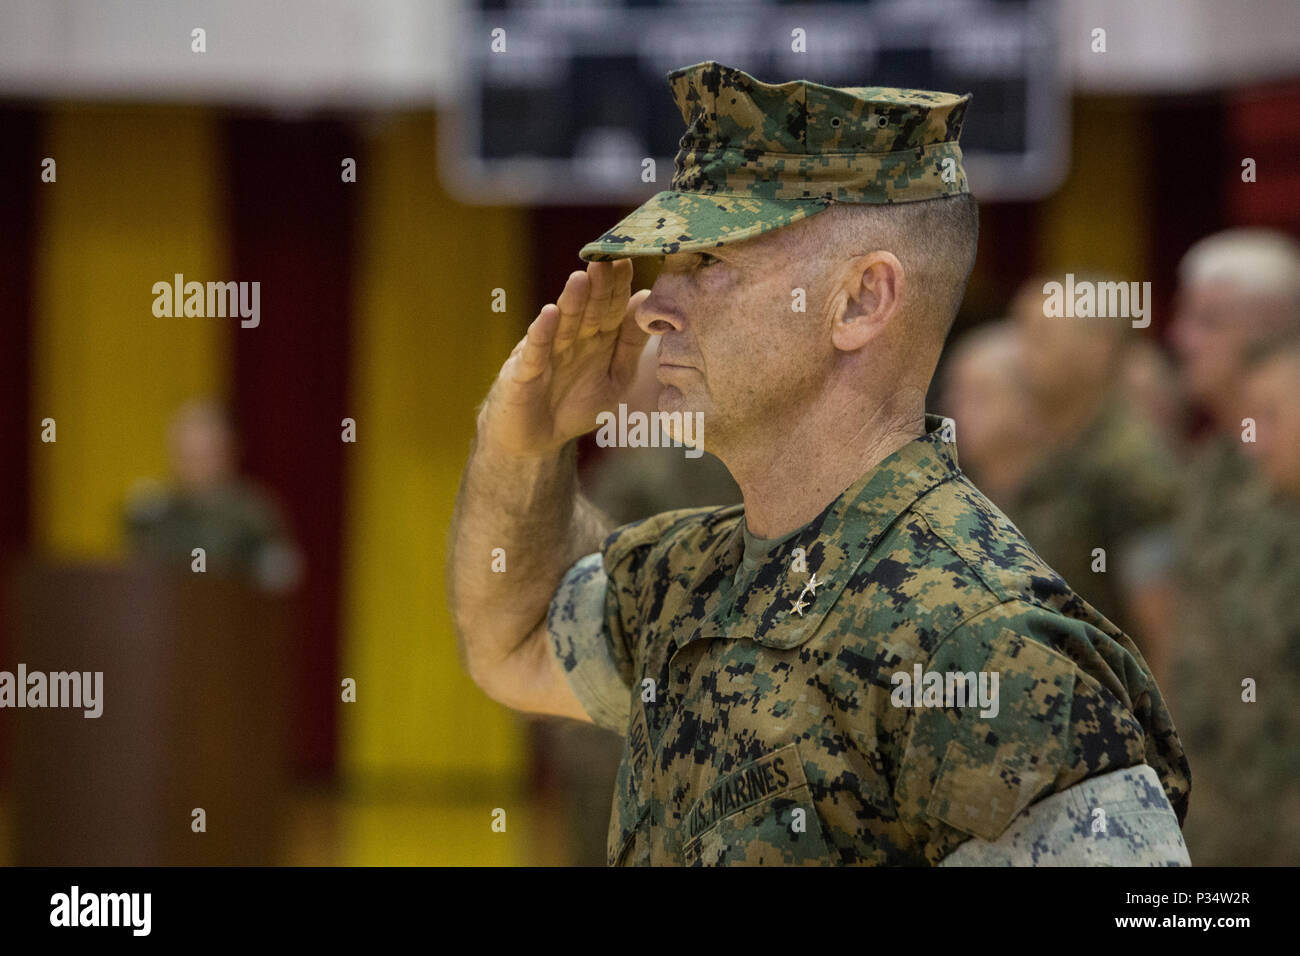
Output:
[580, 61, 972, 262]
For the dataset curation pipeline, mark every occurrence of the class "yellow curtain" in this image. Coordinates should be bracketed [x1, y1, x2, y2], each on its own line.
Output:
[32, 104, 227, 558]
[343, 112, 529, 796]
[1043, 97, 1149, 277]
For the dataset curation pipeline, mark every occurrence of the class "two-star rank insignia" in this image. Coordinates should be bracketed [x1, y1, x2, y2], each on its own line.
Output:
[789, 571, 826, 617]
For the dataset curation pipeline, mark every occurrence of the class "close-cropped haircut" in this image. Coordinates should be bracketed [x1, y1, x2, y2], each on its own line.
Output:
[781, 193, 980, 344]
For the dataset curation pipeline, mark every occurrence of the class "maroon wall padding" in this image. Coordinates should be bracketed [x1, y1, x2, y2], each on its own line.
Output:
[0, 104, 42, 784]
[975, 200, 1040, 298]
[221, 114, 360, 780]
[0, 106, 39, 553]
[1225, 81, 1300, 234]
[1147, 93, 1229, 343]
[528, 205, 635, 307]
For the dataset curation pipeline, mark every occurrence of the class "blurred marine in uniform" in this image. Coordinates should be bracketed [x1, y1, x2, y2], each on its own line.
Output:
[450, 62, 1190, 865]
[1169, 230, 1300, 612]
[125, 399, 301, 593]
[936, 319, 1044, 509]
[1168, 230, 1300, 865]
[1004, 278, 1183, 686]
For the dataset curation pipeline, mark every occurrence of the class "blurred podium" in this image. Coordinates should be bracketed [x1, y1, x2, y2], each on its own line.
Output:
[7, 560, 290, 865]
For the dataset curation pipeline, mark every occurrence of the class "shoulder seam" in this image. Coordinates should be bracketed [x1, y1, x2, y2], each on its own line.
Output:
[910, 482, 1004, 600]
[924, 595, 1071, 670]
[911, 478, 1059, 613]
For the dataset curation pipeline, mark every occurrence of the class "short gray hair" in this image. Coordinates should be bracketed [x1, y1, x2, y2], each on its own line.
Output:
[1179, 228, 1300, 303]
[783, 193, 979, 343]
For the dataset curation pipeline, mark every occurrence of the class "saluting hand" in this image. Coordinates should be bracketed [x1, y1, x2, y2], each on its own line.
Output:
[481, 258, 651, 458]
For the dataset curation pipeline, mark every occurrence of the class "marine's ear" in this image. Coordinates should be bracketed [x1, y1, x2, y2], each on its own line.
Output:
[830, 251, 905, 353]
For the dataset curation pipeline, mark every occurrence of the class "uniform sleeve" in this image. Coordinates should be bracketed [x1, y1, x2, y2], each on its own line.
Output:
[547, 553, 631, 733]
[546, 506, 722, 735]
[892, 599, 1191, 864]
[936, 764, 1190, 866]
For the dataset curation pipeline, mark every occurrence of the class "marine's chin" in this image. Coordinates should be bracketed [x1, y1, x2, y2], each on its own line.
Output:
[656, 384, 688, 412]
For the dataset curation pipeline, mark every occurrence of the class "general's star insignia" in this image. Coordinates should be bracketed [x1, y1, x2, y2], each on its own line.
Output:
[790, 596, 810, 617]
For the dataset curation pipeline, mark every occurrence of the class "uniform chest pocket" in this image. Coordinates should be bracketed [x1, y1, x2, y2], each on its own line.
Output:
[681, 742, 833, 866]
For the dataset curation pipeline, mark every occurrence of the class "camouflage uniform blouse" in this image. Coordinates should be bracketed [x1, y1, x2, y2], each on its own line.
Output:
[548, 414, 1191, 865]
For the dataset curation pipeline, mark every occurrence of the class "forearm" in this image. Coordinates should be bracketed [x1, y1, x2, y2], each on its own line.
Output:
[447, 428, 611, 683]
[446, 257, 643, 692]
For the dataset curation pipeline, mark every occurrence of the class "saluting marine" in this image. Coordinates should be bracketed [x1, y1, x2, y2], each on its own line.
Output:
[449, 62, 1191, 866]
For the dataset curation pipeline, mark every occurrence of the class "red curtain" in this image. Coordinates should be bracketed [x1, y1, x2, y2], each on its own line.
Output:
[222, 115, 360, 779]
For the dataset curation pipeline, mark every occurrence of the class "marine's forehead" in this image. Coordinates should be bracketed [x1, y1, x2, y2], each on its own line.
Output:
[1179, 273, 1278, 306]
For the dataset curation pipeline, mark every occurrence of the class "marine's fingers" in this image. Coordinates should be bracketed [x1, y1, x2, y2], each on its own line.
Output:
[599, 259, 635, 333]
[580, 260, 615, 339]
[514, 304, 560, 383]
[609, 289, 653, 385]
[553, 271, 589, 352]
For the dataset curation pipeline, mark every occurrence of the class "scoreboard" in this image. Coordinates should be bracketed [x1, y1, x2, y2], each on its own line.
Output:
[444, 0, 1067, 203]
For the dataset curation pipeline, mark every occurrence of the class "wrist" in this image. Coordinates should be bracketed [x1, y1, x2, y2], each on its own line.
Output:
[475, 427, 569, 465]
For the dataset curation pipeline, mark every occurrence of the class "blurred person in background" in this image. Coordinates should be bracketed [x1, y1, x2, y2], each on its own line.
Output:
[124, 399, 302, 593]
[1169, 230, 1300, 604]
[540, 337, 742, 865]
[1121, 339, 1192, 456]
[937, 319, 1043, 506]
[1168, 229, 1300, 865]
[1242, 342, 1300, 503]
[996, 277, 1182, 685]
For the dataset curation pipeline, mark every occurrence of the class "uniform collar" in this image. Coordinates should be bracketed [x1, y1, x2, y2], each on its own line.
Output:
[695, 414, 959, 650]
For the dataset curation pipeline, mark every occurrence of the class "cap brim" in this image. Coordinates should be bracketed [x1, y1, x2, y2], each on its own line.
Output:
[579, 191, 829, 262]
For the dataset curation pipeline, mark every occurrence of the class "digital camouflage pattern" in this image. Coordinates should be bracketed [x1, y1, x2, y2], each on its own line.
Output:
[1172, 437, 1300, 866]
[543, 445, 742, 864]
[1173, 437, 1270, 607]
[549, 415, 1191, 865]
[938, 764, 1190, 866]
[580, 61, 971, 262]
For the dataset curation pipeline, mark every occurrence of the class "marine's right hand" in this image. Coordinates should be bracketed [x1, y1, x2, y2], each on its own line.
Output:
[479, 258, 652, 458]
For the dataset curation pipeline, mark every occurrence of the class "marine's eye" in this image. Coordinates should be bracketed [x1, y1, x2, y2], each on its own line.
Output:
[697, 252, 722, 268]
